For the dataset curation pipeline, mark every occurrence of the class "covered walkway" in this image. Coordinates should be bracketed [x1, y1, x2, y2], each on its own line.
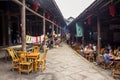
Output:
[0, 43, 115, 80]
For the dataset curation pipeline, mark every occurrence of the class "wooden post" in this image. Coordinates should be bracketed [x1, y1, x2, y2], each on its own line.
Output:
[82, 23, 84, 47]
[7, 11, 12, 46]
[57, 26, 58, 36]
[97, 16, 101, 54]
[2, 15, 6, 46]
[43, 11, 46, 44]
[52, 24, 54, 46]
[60, 28, 62, 41]
[59, 27, 61, 35]
[21, 0, 26, 51]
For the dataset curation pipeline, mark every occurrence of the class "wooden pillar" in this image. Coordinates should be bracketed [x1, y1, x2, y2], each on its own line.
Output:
[6, 11, 12, 46]
[43, 12, 46, 44]
[97, 16, 101, 54]
[52, 24, 54, 46]
[2, 15, 6, 46]
[59, 27, 61, 35]
[57, 26, 58, 36]
[60, 28, 62, 40]
[82, 23, 84, 47]
[21, 0, 26, 51]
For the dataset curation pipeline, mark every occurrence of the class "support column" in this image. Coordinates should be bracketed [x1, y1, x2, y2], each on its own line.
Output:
[60, 28, 62, 40]
[56, 26, 58, 36]
[97, 16, 101, 54]
[6, 11, 12, 46]
[43, 12, 46, 44]
[59, 28, 61, 34]
[21, 0, 26, 51]
[82, 23, 84, 47]
[52, 24, 54, 46]
[2, 15, 6, 46]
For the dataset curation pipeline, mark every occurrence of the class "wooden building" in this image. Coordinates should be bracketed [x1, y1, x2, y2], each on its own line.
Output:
[0, 0, 66, 51]
[68, 0, 120, 53]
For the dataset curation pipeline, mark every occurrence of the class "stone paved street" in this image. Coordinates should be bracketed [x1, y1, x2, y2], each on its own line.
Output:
[0, 43, 115, 80]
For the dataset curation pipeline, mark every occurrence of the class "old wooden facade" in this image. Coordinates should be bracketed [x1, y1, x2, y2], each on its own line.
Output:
[0, 0, 66, 51]
[68, 0, 120, 53]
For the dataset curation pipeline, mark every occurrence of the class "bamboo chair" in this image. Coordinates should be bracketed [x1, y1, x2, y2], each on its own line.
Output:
[88, 52, 95, 62]
[18, 51, 33, 74]
[32, 46, 40, 53]
[35, 48, 48, 72]
[7, 48, 20, 71]
[112, 62, 120, 78]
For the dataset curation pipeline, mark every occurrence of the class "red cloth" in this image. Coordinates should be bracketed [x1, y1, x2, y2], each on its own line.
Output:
[36, 37, 38, 43]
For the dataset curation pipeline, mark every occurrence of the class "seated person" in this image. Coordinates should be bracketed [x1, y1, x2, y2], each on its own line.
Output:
[103, 50, 113, 66]
[80, 47, 84, 57]
[109, 49, 114, 57]
[117, 47, 120, 57]
[71, 42, 77, 49]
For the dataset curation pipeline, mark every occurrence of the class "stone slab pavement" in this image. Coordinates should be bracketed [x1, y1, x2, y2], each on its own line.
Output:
[0, 43, 116, 80]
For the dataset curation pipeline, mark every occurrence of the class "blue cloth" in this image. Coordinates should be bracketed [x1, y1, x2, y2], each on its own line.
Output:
[103, 53, 112, 63]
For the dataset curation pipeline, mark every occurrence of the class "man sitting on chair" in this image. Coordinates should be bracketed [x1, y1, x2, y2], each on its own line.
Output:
[103, 49, 113, 67]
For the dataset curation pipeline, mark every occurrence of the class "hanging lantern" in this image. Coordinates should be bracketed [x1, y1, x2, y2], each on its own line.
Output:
[46, 13, 50, 19]
[109, 5, 116, 17]
[87, 17, 91, 25]
[33, 0, 40, 11]
[53, 17, 56, 23]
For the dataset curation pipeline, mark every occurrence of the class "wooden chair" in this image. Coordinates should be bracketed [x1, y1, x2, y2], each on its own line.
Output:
[88, 52, 94, 62]
[34, 48, 48, 72]
[18, 51, 33, 74]
[32, 46, 40, 53]
[7, 48, 20, 71]
[100, 48, 105, 55]
[74, 44, 80, 53]
[112, 61, 120, 78]
[96, 55, 105, 67]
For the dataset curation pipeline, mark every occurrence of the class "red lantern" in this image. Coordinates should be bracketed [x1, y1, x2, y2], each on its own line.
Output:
[109, 5, 116, 17]
[53, 17, 56, 23]
[87, 17, 91, 25]
[46, 13, 50, 19]
[33, 0, 40, 11]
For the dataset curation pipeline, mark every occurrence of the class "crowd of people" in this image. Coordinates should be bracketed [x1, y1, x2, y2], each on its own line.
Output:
[69, 41, 120, 67]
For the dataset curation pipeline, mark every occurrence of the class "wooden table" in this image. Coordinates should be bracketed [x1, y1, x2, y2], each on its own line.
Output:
[26, 53, 40, 59]
[111, 56, 120, 78]
[26, 53, 40, 72]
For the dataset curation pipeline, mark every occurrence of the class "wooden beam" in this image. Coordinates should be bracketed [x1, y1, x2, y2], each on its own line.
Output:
[99, 0, 120, 10]
[11, 0, 60, 28]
